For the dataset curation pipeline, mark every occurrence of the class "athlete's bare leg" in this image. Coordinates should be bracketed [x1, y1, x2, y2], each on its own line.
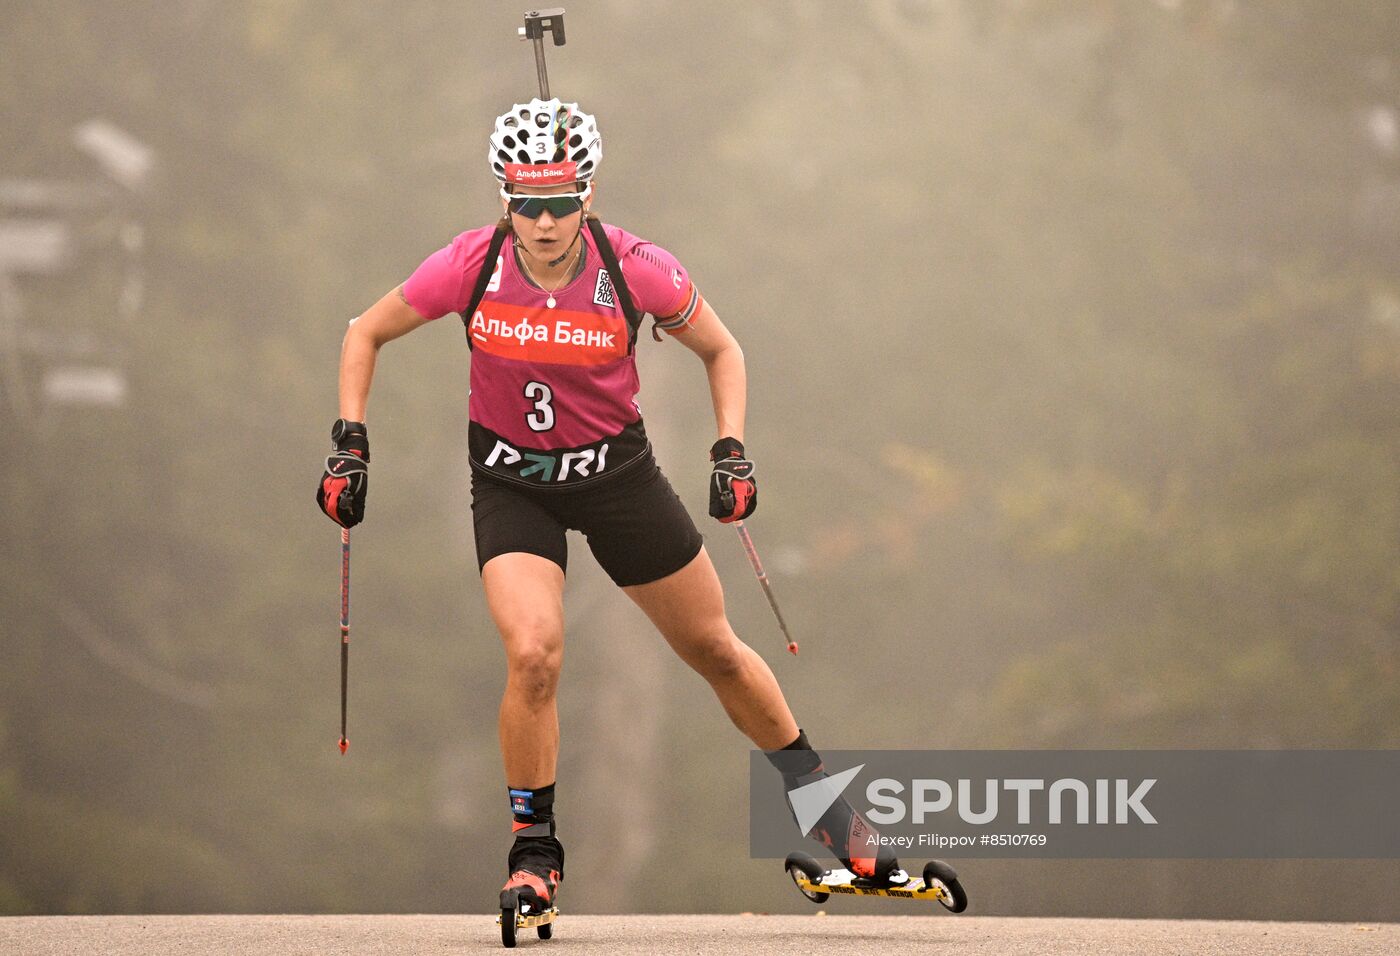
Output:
[483, 552, 566, 788]
[624, 547, 799, 750]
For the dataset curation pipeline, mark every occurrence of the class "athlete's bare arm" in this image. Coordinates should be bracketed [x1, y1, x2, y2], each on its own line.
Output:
[668, 296, 746, 443]
[338, 285, 433, 421]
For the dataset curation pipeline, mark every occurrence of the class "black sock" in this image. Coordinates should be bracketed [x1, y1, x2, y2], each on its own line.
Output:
[507, 783, 564, 881]
[764, 729, 823, 786]
[508, 782, 556, 837]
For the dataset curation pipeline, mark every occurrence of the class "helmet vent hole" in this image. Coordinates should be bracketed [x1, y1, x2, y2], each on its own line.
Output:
[492, 100, 599, 184]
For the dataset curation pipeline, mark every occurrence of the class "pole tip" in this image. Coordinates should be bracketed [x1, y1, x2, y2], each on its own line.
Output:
[338, 737, 348, 754]
[787, 641, 799, 655]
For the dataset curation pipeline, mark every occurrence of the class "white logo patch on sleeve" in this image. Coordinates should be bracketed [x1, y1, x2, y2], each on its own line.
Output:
[593, 268, 616, 308]
[486, 254, 504, 293]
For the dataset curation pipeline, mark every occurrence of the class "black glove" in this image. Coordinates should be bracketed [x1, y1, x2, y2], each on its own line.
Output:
[316, 419, 369, 528]
[709, 437, 757, 523]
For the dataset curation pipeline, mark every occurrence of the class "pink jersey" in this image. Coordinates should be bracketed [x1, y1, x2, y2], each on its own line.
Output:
[403, 222, 702, 488]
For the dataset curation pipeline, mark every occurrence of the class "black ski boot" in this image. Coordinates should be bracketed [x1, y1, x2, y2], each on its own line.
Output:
[501, 833, 564, 912]
[766, 730, 903, 887]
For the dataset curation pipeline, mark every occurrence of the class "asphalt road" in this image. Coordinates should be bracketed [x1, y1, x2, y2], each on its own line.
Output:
[1, 914, 1394, 955]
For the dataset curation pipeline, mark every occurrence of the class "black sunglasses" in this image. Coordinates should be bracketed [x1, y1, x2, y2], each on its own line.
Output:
[503, 186, 591, 220]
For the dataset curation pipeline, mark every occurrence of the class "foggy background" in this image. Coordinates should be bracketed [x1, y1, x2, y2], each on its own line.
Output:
[3, 0, 1398, 921]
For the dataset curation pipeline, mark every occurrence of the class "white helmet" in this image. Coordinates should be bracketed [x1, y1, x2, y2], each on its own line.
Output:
[488, 97, 602, 185]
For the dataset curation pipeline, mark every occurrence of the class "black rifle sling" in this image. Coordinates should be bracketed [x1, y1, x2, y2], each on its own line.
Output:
[457, 217, 511, 351]
[458, 216, 645, 354]
[585, 215, 645, 353]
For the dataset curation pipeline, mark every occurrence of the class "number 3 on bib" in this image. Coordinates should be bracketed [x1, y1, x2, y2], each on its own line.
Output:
[524, 381, 554, 432]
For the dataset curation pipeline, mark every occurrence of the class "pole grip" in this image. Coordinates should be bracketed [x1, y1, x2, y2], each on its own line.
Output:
[340, 528, 350, 633]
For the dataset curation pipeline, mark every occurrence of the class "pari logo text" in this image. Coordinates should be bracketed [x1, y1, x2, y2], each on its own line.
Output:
[788, 764, 1157, 834]
[484, 438, 610, 483]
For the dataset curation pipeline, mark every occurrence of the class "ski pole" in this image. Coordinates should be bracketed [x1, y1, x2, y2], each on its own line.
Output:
[339, 527, 350, 754]
[734, 520, 798, 656]
[518, 8, 567, 99]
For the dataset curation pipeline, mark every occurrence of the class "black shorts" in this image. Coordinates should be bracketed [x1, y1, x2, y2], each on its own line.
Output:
[470, 453, 705, 587]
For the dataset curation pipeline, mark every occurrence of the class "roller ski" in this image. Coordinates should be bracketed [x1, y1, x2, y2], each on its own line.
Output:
[778, 806, 969, 912]
[783, 851, 969, 912]
[498, 893, 557, 948]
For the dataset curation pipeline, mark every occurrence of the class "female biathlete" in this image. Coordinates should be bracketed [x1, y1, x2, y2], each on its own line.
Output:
[316, 98, 898, 914]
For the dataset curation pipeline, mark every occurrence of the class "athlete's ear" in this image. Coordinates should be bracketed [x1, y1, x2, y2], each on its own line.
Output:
[584, 180, 597, 214]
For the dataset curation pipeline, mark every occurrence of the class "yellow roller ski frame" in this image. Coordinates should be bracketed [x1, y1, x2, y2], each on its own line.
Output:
[784, 852, 969, 913]
[792, 870, 952, 902]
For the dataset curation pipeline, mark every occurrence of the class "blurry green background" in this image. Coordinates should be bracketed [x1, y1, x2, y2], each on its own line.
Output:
[2, 0, 1398, 920]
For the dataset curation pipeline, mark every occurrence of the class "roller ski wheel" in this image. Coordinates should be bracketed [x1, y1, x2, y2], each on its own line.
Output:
[497, 886, 559, 948]
[781, 854, 970, 913]
[923, 859, 968, 913]
[785, 851, 830, 903]
[499, 895, 515, 950]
